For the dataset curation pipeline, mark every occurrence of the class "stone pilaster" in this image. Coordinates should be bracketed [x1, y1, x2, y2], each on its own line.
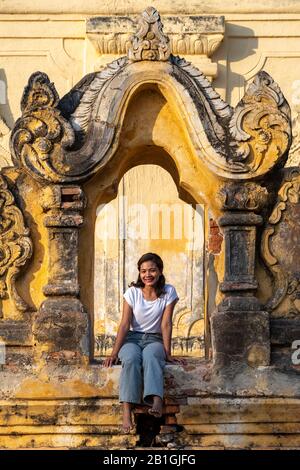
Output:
[33, 185, 89, 363]
[211, 183, 270, 369]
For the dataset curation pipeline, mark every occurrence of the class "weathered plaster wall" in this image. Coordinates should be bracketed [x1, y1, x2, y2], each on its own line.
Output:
[94, 163, 206, 357]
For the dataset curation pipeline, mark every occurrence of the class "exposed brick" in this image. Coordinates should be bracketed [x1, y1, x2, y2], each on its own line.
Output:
[208, 218, 223, 254]
[164, 415, 178, 425]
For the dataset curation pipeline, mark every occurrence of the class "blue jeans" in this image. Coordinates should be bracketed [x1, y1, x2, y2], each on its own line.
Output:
[118, 331, 166, 405]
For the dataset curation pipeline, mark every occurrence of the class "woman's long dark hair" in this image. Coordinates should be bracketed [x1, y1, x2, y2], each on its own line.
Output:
[130, 253, 166, 298]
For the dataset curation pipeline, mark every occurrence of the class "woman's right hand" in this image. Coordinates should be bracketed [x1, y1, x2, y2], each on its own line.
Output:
[103, 354, 119, 368]
[165, 353, 187, 365]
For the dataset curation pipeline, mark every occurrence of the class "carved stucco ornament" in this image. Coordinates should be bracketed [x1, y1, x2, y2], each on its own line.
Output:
[86, 13, 224, 59]
[86, 11, 224, 78]
[10, 71, 75, 182]
[0, 175, 33, 314]
[127, 7, 170, 62]
[261, 168, 300, 312]
[10, 8, 292, 184]
[229, 71, 291, 174]
[218, 182, 269, 212]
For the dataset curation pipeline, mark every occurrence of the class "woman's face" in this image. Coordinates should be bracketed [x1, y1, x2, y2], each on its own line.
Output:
[139, 261, 161, 287]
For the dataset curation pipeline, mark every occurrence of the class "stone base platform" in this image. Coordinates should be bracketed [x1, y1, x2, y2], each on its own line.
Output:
[0, 361, 300, 449]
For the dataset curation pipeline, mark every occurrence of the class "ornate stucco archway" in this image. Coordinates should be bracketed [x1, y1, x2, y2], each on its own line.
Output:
[1, 7, 300, 450]
[10, 7, 290, 365]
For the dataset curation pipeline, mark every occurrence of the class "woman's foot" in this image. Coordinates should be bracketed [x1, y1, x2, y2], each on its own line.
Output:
[148, 396, 163, 418]
[122, 402, 134, 433]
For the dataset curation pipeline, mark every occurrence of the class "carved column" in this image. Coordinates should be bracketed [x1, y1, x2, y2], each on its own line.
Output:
[211, 183, 270, 369]
[33, 185, 90, 363]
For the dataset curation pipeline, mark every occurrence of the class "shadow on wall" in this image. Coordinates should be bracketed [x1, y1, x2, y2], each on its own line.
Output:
[0, 68, 14, 167]
[213, 24, 258, 104]
[0, 68, 14, 128]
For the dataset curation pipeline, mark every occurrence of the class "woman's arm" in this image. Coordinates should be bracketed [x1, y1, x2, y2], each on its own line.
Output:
[103, 299, 133, 367]
[161, 299, 178, 362]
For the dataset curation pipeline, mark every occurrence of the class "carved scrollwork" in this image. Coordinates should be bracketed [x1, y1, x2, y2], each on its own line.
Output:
[230, 72, 291, 168]
[218, 182, 269, 212]
[229, 71, 292, 174]
[10, 59, 129, 183]
[128, 7, 171, 61]
[0, 175, 33, 314]
[261, 168, 300, 311]
[10, 72, 75, 182]
[9, 8, 292, 184]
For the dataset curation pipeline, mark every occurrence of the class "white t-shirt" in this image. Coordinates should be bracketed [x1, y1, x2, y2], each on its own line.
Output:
[123, 284, 179, 333]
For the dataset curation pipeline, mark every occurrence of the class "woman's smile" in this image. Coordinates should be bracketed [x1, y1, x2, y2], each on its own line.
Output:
[143, 278, 155, 285]
[140, 260, 161, 285]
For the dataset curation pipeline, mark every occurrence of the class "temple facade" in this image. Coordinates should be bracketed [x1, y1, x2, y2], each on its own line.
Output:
[0, 1, 300, 449]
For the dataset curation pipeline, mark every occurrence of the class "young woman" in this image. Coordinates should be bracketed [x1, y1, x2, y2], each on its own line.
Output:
[104, 252, 181, 433]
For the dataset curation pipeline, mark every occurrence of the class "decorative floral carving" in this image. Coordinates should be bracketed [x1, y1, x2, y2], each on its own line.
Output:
[169, 33, 224, 57]
[89, 33, 132, 56]
[128, 7, 170, 61]
[218, 182, 269, 212]
[87, 14, 224, 59]
[229, 71, 291, 173]
[89, 32, 224, 59]
[10, 72, 75, 182]
[261, 168, 300, 311]
[10, 59, 129, 183]
[0, 175, 33, 313]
